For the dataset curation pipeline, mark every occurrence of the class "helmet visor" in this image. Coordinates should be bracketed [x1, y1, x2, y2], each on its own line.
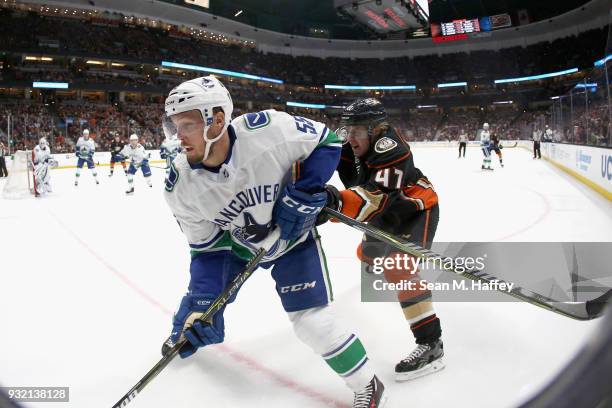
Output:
[336, 125, 369, 145]
[162, 110, 205, 140]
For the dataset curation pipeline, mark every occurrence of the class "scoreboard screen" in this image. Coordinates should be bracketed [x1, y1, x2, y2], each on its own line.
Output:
[431, 13, 512, 39]
[439, 19, 481, 36]
[335, 0, 429, 34]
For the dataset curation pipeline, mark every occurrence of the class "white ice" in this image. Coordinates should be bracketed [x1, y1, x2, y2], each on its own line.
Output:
[1, 145, 611, 408]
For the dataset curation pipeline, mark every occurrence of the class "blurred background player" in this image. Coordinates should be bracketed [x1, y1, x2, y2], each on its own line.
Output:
[108, 133, 127, 177]
[479, 123, 493, 170]
[74, 129, 99, 186]
[0, 142, 8, 177]
[323, 98, 444, 382]
[32, 137, 58, 196]
[458, 128, 468, 158]
[159, 132, 181, 175]
[120, 133, 152, 195]
[491, 134, 504, 168]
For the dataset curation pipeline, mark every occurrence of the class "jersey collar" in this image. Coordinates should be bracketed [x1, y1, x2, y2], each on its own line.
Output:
[189, 124, 236, 173]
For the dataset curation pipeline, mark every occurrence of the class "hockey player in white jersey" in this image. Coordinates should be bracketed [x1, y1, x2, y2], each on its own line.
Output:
[74, 129, 100, 186]
[479, 122, 493, 170]
[159, 134, 181, 175]
[120, 134, 152, 195]
[161, 76, 386, 408]
[32, 137, 58, 196]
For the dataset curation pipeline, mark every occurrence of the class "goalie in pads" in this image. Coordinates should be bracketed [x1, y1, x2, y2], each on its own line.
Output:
[32, 137, 58, 196]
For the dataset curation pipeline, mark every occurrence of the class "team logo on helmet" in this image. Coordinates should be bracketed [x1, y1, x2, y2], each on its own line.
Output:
[374, 137, 397, 153]
[201, 77, 216, 88]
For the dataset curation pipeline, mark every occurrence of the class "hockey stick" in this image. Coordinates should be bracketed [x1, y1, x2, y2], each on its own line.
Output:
[500, 142, 519, 149]
[125, 159, 168, 170]
[323, 208, 611, 321]
[150, 164, 169, 170]
[111, 228, 280, 408]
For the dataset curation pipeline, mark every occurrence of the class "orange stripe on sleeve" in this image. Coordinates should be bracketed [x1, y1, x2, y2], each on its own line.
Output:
[339, 189, 364, 219]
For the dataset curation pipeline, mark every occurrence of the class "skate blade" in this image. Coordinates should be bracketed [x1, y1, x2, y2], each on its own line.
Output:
[395, 358, 445, 382]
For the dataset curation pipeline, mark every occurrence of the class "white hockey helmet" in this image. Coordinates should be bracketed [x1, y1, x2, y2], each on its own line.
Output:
[129, 133, 139, 142]
[163, 75, 233, 161]
[483, 123, 489, 130]
[83, 129, 90, 138]
[39, 137, 48, 147]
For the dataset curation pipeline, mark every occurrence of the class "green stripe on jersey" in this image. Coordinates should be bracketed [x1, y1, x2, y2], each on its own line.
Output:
[324, 337, 367, 376]
[317, 130, 343, 148]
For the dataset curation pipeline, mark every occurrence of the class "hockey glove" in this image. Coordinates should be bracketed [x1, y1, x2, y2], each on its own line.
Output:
[272, 184, 327, 240]
[164, 293, 225, 358]
[315, 185, 341, 226]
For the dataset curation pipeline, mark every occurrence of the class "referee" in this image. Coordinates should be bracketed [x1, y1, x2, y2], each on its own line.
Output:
[458, 129, 468, 158]
[0, 142, 8, 177]
[532, 126, 542, 159]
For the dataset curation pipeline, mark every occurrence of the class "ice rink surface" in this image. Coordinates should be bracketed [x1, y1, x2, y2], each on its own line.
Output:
[1, 145, 611, 408]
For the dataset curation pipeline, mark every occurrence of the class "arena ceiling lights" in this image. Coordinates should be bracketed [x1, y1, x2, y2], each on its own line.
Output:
[437, 82, 467, 88]
[161, 61, 283, 84]
[594, 54, 611, 67]
[32, 82, 69, 89]
[286, 101, 327, 109]
[324, 84, 416, 90]
[493, 68, 578, 84]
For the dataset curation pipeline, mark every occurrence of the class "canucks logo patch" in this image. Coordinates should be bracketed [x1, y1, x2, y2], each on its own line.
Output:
[244, 111, 270, 130]
[374, 137, 397, 153]
[165, 163, 179, 192]
[232, 212, 272, 246]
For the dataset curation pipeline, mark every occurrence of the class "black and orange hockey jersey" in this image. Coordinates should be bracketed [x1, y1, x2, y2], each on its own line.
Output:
[336, 126, 438, 235]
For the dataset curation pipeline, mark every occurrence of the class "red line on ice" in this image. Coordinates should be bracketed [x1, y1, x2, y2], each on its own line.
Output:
[53, 213, 350, 408]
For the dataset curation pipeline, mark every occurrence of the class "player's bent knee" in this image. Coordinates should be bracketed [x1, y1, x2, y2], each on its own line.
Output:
[288, 306, 348, 355]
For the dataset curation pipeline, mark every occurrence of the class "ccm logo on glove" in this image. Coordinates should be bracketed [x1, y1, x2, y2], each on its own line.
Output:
[281, 196, 319, 214]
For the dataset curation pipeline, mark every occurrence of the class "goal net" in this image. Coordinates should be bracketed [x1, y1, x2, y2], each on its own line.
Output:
[2, 150, 35, 199]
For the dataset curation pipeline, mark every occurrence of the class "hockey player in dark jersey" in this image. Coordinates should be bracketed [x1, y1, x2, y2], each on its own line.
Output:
[321, 98, 444, 381]
[109, 134, 127, 177]
[491, 134, 504, 168]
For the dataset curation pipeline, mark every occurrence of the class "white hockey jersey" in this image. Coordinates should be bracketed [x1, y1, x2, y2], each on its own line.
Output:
[33, 144, 52, 166]
[479, 129, 491, 145]
[120, 143, 149, 165]
[164, 109, 340, 262]
[76, 137, 96, 158]
[161, 137, 181, 157]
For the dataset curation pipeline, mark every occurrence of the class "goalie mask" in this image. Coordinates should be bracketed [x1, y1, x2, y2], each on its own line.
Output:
[39, 137, 48, 148]
[162, 76, 233, 161]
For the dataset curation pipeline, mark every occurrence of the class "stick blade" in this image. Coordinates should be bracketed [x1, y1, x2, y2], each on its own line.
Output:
[586, 289, 612, 319]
